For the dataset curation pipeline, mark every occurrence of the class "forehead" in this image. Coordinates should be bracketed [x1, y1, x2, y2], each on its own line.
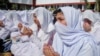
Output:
[84, 18, 92, 24]
[56, 12, 63, 16]
[84, 18, 91, 22]
[57, 12, 63, 14]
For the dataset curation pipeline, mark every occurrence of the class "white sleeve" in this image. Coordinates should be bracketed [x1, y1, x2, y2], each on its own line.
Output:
[11, 32, 20, 43]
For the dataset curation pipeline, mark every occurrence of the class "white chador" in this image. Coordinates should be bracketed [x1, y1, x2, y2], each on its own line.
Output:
[11, 10, 42, 56]
[83, 10, 100, 56]
[52, 7, 97, 56]
[0, 11, 20, 40]
[11, 23, 41, 56]
[0, 10, 10, 40]
[31, 7, 55, 56]
[16, 10, 30, 26]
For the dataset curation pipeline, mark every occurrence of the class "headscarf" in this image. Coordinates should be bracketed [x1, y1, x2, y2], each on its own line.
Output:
[32, 7, 53, 33]
[17, 10, 29, 25]
[3, 11, 21, 32]
[55, 6, 85, 46]
[27, 10, 35, 26]
[52, 7, 97, 56]
[0, 10, 6, 19]
[82, 10, 97, 25]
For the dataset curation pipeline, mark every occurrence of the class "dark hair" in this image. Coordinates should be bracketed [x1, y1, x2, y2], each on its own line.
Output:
[53, 9, 62, 16]
[84, 18, 92, 25]
[53, 9, 62, 24]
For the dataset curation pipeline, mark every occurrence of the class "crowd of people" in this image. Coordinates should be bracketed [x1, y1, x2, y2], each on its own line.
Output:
[0, 6, 100, 56]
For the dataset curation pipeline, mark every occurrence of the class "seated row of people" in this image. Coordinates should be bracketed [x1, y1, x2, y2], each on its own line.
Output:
[0, 6, 100, 56]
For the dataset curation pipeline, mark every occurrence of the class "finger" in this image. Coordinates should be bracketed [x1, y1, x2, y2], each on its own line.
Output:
[49, 46, 55, 53]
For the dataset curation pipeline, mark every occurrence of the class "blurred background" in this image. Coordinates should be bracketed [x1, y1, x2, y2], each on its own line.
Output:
[0, 0, 99, 12]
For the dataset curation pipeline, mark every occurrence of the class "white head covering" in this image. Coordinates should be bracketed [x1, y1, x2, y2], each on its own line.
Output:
[0, 10, 6, 20]
[3, 11, 21, 31]
[32, 7, 53, 33]
[27, 10, 35, 26]
[3, 12, 14, 30]
[82, 10, 97, 24]
[26, 10, 39, 33]
[55, 7, 85, 45]
[12, 12, 22, 32]
[94, 12, 100, 22]
[17, 10, 29, 25]
[12, 12, 22, 26]
[52, 7, 97, 56]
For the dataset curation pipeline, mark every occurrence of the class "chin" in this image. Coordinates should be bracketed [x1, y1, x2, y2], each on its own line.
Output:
[84, 29, 90, 32]
[86, 30, 91, 32]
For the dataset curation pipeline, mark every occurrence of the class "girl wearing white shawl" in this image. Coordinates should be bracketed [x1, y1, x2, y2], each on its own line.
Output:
[0, 10, 9, 40]
[82, 10, 100, 56]
[52, 7, 97, 56]
[90, 11, 100, 56]
[11, 25, 41, 56]
[31, 7, 55, 56]
[82, 10, 97, 32]
[11, 11, 41, 56]
[0, 11, 21, 40]
[0, 11, 22, 52]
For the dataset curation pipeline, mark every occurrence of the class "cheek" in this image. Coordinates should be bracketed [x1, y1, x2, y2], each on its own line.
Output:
[18, 24, 22, 28]
[86, 23, 91, 29]
[83, 23, 86, 29]
[34, 19, 41, 29]
[61, 20, 67, 25]
[34, 19, 39, 25]
[83, 23, 91, 32]
[58, 20, 67, 26]
[87, 25, 91, 31]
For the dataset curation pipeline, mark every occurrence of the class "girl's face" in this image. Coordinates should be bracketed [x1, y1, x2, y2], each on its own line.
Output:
[83, 19, 92, 32]
[55, 12, 67, 26]
[33, 14, 41, 30]
[0, 20, 4, 27]
[18, 23, 23, 30]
